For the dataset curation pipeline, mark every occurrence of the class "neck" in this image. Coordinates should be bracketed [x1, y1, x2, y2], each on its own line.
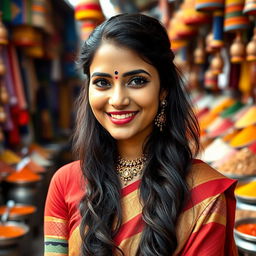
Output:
[117, 139, 144, 160]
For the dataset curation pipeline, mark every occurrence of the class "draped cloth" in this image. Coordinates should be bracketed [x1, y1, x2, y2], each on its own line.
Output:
[44, 160, 238, 256]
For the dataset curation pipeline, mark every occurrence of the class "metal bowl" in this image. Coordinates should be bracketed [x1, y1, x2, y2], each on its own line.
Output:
[0, 204, 36, 221]
[235, 176, 256, 204]
[235, 234, 256, 254]
[0, 221, 29, 247]
[234, 218, 256, 243]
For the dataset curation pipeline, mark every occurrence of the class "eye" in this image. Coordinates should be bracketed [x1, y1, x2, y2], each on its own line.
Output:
[92, 78, 111, 88]
[127, 76, 149, 88]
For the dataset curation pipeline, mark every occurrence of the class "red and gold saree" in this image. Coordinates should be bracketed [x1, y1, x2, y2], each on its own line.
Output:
[44, 159, 238, 255]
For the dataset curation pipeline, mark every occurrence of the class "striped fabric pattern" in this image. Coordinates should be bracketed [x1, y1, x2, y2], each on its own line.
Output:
[44, 216, 68, 256]
[44, 160, 238, 256]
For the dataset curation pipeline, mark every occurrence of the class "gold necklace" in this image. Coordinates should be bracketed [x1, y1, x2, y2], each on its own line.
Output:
[116, 155, 147, 185]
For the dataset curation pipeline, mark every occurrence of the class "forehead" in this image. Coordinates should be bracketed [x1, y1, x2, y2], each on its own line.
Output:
[89, 42, 157, 75]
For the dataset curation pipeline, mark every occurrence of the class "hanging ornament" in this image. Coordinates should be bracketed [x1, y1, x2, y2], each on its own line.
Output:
[172, 10, 198, 40]
[195, 0, 224, 11]
[246, 27, 256, 61]
[210, 51, 224, 74]
[31, 0, 47, 29]
[0, 55, 6, 76]
[75, 0, 104, 23]
[194, 38, 206, 64]
[224, 0, 249, 32]
[176, 22, 198, 39]
[80, 20, 97, 41]
[168, 14, 188, 52]
[250, 62, 256, 102]
[210, 11, 225, 49]
[230, 32, 246, 63]
[189, 66, 201, 89]
[0, 84, 9, 104]
[0, 12, 8, 45]
[206, 32, 214, 53]
[243, 0, 256, 15]
[183, 0, 211, 25]
[12, 25, 42, 47]
[204, 69, 219, 91]
[0, 127, 4, 142]
[0, 106, 6, 123]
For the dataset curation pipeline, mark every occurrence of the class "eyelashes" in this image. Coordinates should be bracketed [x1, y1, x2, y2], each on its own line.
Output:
[92, 78, 111, 88]
[92, 76, 150, 89]
[127, 76, 149, 87]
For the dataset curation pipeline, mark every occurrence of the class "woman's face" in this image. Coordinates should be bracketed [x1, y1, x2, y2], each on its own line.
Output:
[88, 42, 163, 143]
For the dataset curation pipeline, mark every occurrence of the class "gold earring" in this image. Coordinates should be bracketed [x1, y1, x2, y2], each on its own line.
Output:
[154, 100, 167, 132]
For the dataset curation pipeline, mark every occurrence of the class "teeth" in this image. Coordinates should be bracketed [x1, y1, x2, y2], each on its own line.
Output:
[110, 113, 136, 119]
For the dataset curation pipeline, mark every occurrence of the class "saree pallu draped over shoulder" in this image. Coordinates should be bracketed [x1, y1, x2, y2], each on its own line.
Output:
[44, 160, 238, 256]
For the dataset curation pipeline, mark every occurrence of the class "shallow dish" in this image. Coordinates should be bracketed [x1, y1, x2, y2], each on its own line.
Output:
[0, 221, 29, 247]
[0, 204, 36, 221]
[234, 218, 256, 243]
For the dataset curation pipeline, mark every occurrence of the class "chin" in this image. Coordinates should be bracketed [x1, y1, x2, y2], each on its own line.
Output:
[108, 131, 135, 141]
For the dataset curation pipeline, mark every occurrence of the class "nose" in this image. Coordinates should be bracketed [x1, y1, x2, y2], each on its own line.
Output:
[108, 86, 130, 108]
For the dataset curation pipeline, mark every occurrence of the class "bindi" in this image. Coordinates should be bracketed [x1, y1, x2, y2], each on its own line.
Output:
[114, 70, 118, 79]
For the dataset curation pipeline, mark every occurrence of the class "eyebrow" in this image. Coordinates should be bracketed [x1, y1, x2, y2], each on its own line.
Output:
[91, 69, 151, 78]
[91, 72, 112, 78]
[123, 69, 151, 77]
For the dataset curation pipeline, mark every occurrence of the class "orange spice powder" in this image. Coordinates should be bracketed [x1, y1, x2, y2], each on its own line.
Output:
[0, 205, 36, 216]
[0, 225, 25, 238]
[229, 125, 256, 148]
[6, 167, 41, 183]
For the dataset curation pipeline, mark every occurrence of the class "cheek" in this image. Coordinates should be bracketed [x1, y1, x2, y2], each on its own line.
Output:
[88, 88, 105, 112]
[135, 90, 160, 114]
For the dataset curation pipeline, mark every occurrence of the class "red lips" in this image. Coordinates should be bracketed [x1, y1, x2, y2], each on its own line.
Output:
[107, 111, 138, 125]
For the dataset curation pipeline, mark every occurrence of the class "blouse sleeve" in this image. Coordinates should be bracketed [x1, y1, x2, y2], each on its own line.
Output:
[44, 168, 69, 256]
[180, 193, 238, 256]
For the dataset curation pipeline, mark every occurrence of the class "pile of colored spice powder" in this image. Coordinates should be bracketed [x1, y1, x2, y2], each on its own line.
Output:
[235, 181, 256, 197]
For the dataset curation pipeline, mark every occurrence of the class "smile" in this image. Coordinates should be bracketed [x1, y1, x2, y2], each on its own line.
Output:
[107, 111, 138, 125]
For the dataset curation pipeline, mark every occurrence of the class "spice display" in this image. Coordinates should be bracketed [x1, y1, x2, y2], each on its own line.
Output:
[221, 101, 244, 118]
[200, 138, 234, 162]
[212, 149, 238, 168]
[25, 160, 46, 174]
[235, 105, 256, 128]
[0, 160, 15, 179]
[0, 150, 21, 165]
[0, 225, 26, 238]
[233, 105, 251, 122]
[199, 112, 218, 131]
[235, 181, 256, 197]
[229, 125, 256, 148]
[211, 98, 236, 114]
[218, 147, 256, 176]
[236, 209, 256, 221]
[6, 167, 41, 183]
[0, 205, 36, 216]
[208, 118, 234, 138]
[222, 130, 240, 142]
[236, 223, 256, 236]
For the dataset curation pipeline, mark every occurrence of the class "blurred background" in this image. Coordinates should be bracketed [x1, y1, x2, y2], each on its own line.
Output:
[0, 0, 256, 255]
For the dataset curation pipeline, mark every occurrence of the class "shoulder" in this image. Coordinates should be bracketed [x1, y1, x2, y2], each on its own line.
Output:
[52, 160, 83, 181]
[188, 159, 237, 190]
[50, 160, 84, 192]
[184, 159, 237, 211]
[45, 161, 84, 222]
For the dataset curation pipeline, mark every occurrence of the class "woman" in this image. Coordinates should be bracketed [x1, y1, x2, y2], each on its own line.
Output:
[44, 13, 238, 256]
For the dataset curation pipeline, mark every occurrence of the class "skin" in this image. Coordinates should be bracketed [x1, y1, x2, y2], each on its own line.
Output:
[89, 42, 165, 161]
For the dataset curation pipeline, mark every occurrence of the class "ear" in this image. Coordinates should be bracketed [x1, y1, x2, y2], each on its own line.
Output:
[159, 89, 168, 101]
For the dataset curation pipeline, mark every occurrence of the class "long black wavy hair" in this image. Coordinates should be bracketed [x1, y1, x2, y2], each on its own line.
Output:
[73, 13, 200, 256]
